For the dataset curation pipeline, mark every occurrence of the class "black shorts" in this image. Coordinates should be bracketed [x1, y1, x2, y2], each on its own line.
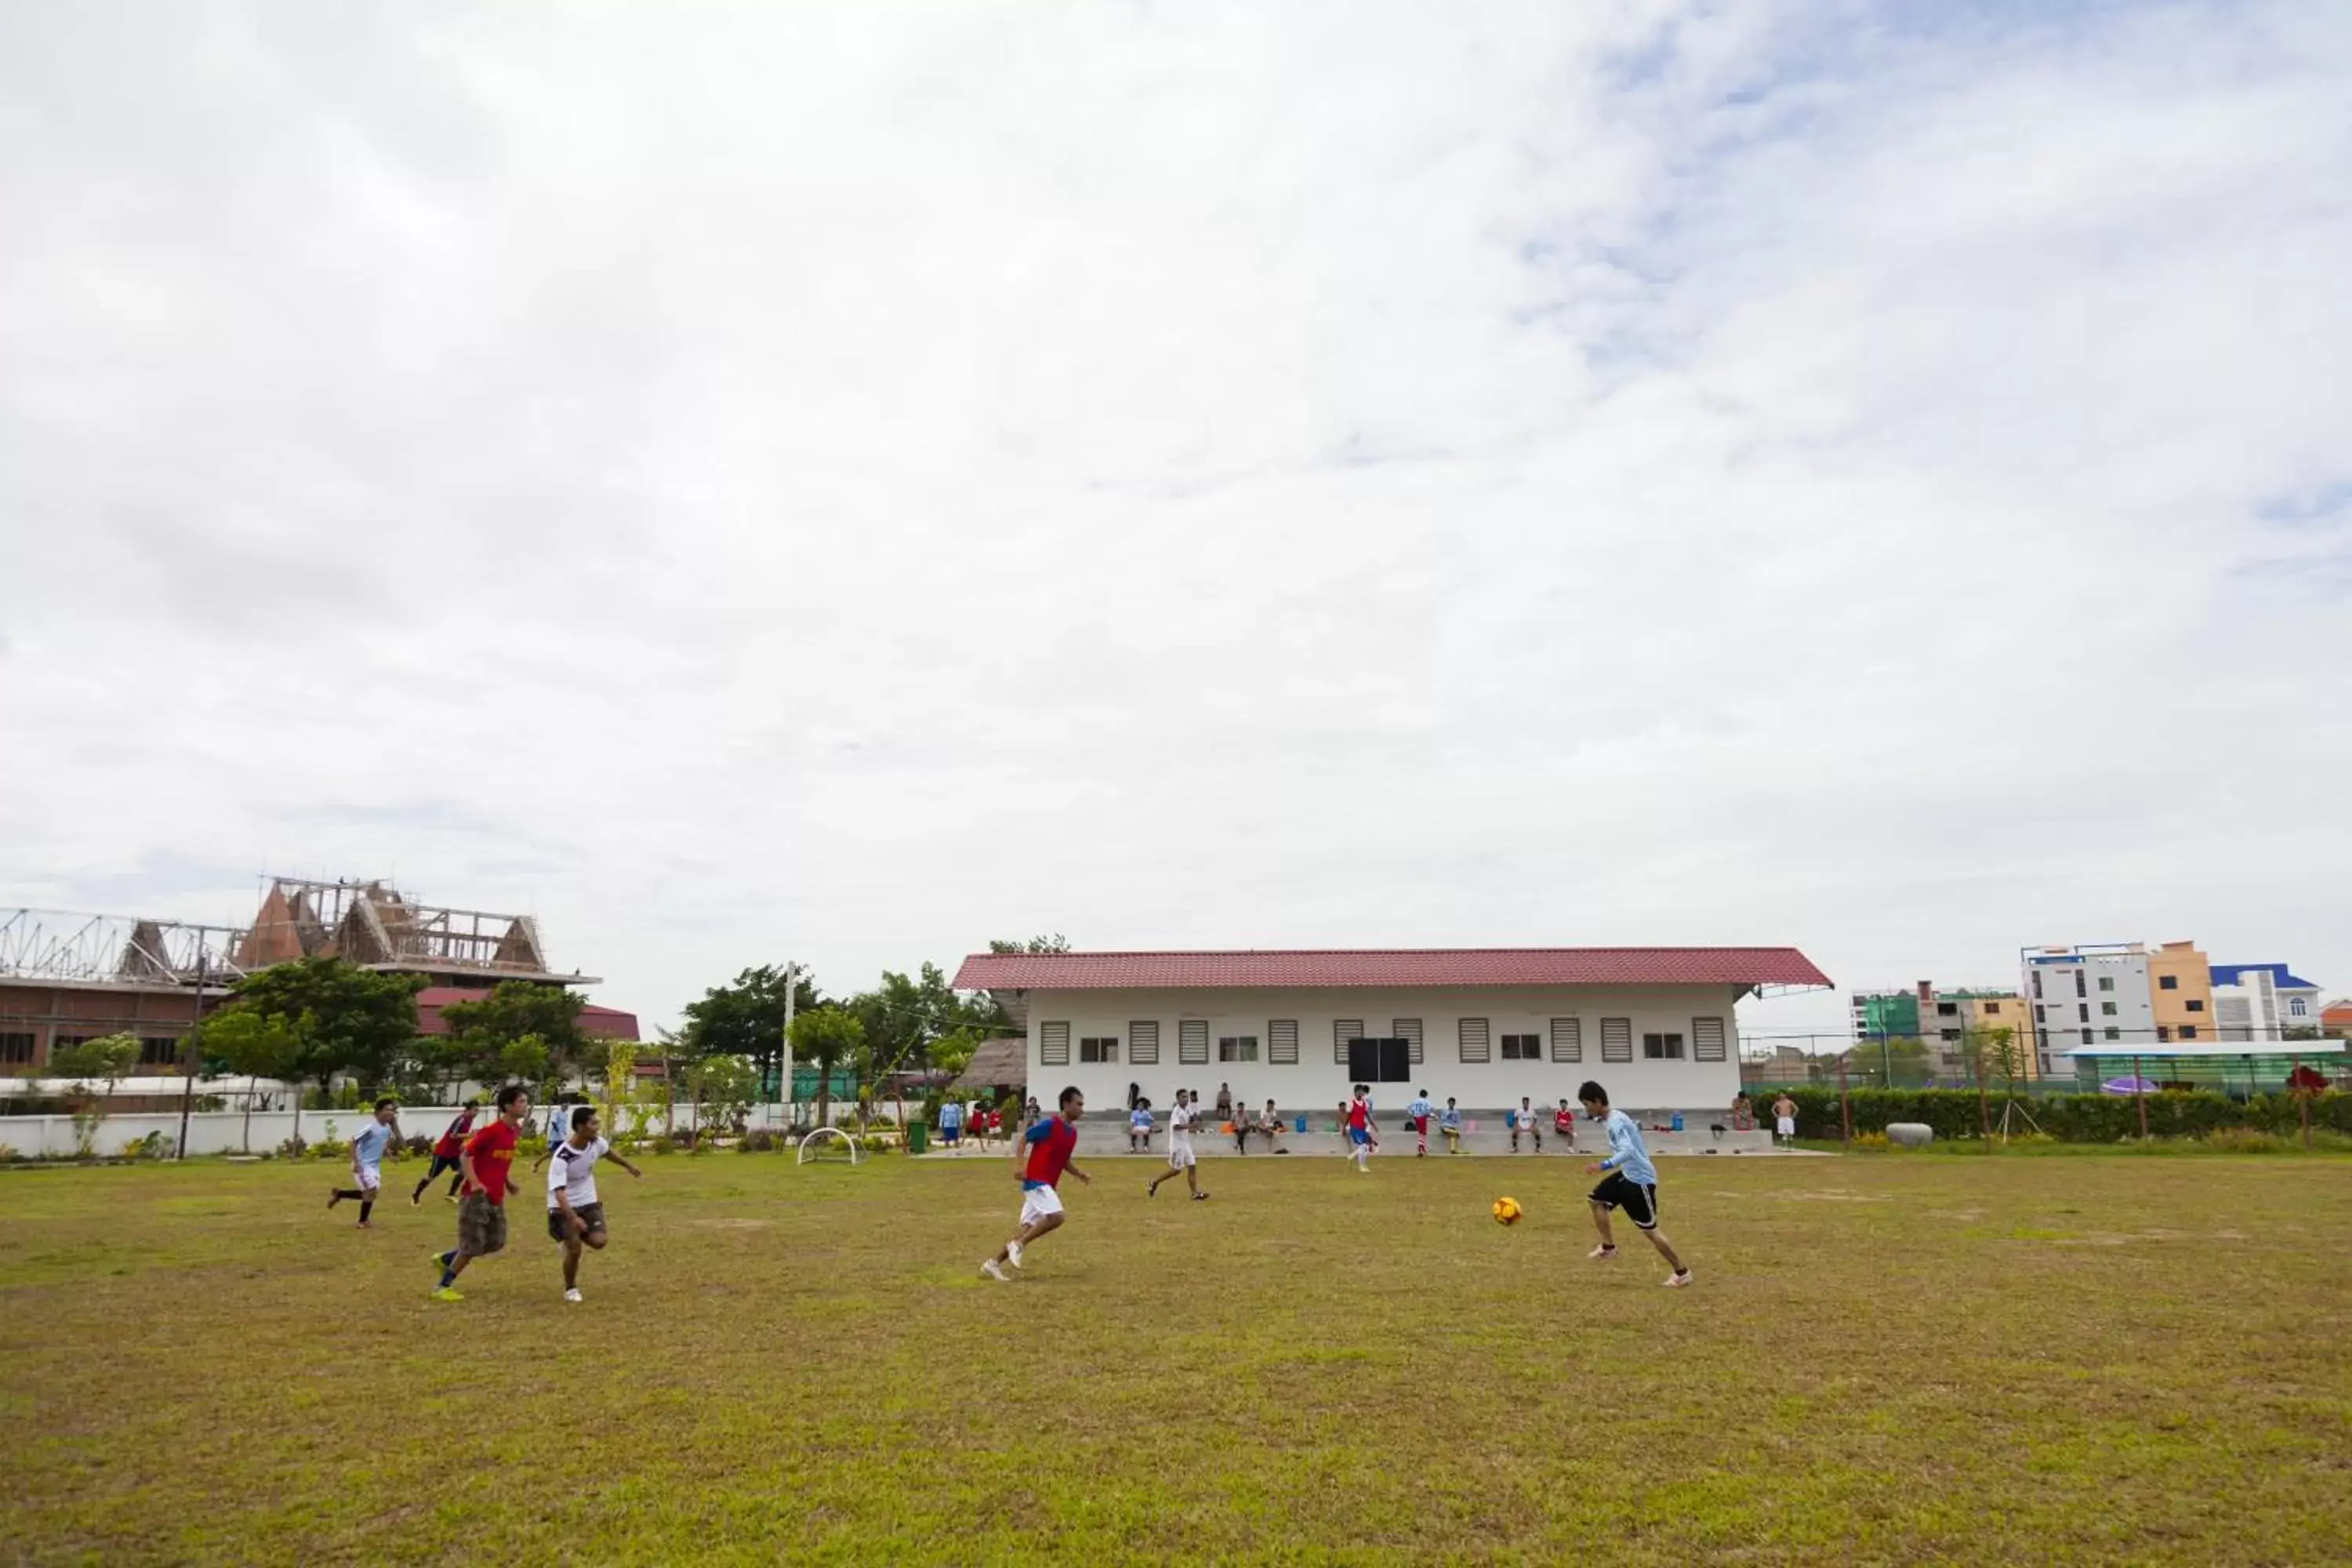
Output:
[547, 1202, 606, 1243]
[1589, 1172, 1659, 1230]
[426, 1152, 463, 1180]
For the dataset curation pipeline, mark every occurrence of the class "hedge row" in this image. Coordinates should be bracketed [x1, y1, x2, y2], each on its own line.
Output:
[1770, 1086, 2352, 1143]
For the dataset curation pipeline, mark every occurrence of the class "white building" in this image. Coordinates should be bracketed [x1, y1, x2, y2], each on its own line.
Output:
[949, 947, 1832, 1117]
[2209, 964, 2323, 1041]
[2023, 942, 2157, 1079]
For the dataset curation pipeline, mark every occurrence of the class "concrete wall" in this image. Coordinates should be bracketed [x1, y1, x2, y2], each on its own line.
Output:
[1015, 983, 1747, 1117]
[0, 1102, 817, 1160]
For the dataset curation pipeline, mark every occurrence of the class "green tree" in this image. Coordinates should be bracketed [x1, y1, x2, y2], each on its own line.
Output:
[681, 965, 824, 1100]
[787, 1007, 864, 1127]
[198, 1006, 304, 1152]
[227, 956, 424, 1098]
[682, 1053, 756, 1142]
[1845, 1035, 1934, 1089]
[439, 982, 597, 1098]
[989, 934, 1070, 955]
[50, 1032, 141, 1142]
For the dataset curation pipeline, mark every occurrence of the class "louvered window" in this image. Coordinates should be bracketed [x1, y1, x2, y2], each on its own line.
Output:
[1129, 1020, 1160, 1065]
[1600, 1017, 1632, 1062]
[1334, 1018, 1364, 1065]
[1179, 1019, 1210, 1065]
[1040, 1022, 1070, 1066]
[1392, 1018, 1424, 1065]
[1550, 1018, 1582, 1062]
[1692, 1017, 1727, 1062]
[1457, 1017, 1491, 1063]
[1268, 1019, 1299, 1065]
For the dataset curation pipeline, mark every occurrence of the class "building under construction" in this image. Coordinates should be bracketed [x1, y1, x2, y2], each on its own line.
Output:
[1, 877, 633, 1082]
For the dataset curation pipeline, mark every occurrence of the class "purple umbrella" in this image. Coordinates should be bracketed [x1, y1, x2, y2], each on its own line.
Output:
[2101, 1076, 2158, 1095]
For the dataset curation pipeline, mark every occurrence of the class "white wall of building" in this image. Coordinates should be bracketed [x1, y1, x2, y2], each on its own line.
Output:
[1014, 983, 1747, 1116]
[2024, 949, 2154, 1076]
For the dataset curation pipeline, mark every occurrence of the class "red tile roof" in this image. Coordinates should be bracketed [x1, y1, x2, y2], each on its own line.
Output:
[952, 948, 1830, 993]
[414, 986, 640, 1040]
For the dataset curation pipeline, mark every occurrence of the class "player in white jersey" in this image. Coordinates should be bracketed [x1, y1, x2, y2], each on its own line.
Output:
[328, 1098, 401, 1228]
[1147, 1089, 1208, 1201]
[546, 1106, 644, 1302]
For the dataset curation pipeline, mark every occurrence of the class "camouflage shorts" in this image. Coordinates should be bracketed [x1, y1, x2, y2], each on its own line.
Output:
[457, 1192, 508, 1255]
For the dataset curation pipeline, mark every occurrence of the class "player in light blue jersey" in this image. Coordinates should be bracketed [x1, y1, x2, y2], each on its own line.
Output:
[1577, 1080, 1690, 1288]
[329, 1098, 402, 1229]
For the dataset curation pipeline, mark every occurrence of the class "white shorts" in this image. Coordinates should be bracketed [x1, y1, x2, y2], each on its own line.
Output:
[1777, 1116, 1796, 1137]
[1167, 1142, 1196, 1170]
[354, 1165, 382, 1192]
[1018, 1185, 1065, 1228]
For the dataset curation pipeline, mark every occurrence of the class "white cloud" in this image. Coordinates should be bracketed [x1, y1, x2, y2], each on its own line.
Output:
[2, 1, 2347, 1037]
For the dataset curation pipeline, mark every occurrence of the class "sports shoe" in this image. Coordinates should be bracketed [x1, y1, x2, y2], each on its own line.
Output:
[1146, 1181, 1157, 1198]
[564, 1288, 583, 1303]
[1006, 1240, 1024, 1269]
[430, 1287, 463, 1302]
[981, 1260, 1011, 1283]
[1664, 1271, 1693, 1289]
[1192, 1191, 1209, 1201]
[432, 1250, 454, 1269]
[409, 1191, 422, 1207]
[1588, 1244, 1617, 1260]
[327, 1189, 340, 1209]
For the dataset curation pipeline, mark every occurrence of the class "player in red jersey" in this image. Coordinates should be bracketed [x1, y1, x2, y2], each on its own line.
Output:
[1345, 1084, 1375, 1174]
[411, 1099, 481, 1205]
[430, 1083, 528, 1302]
[982, 1085, 1091, 1282]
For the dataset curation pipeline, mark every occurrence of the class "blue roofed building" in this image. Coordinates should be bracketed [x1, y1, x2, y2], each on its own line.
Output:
[2208, 964, 2325, 1041]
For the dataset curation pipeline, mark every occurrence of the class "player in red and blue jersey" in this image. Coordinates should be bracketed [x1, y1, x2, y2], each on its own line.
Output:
[982, 1085, 1091, 1282]
[1345, 1084, 1375, 1174]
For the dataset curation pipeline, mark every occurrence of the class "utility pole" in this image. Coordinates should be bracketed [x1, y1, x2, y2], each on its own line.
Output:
[779, 961, 798, 1127]
[174, 937, 207, 1160]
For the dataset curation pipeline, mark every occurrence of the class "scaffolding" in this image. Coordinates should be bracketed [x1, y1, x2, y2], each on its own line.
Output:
[0, 909, 248, 986]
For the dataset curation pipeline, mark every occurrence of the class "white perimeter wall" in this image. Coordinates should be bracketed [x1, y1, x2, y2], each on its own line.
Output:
[1018, 984, 1745, 1116]
[0, 1102, 815, 1160]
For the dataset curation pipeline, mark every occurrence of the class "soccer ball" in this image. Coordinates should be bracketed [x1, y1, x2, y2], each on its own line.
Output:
[1491, 1196, 1523, 1225]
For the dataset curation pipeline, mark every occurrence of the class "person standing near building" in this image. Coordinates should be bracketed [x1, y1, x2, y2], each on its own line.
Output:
[1771, 1093, 1798, 1147]
[1579, 1080, 1691, 1288]
[431, 1083, 528, 1302]
[411, 1100, 479, 1206]
[546, 1105, 642, 1303]
[1403, 1088, 1434, 1157]
[1439, 1097, 1463, 1154]
[938, 1097, 963, 1149]
[982, 1085, 1092, 1281]
[328, 1098, 401, 1228]
[1149, 1089, 1208, 1200]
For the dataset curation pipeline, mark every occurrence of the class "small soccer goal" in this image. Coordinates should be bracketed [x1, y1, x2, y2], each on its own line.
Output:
[795, 1127, 862, 1166]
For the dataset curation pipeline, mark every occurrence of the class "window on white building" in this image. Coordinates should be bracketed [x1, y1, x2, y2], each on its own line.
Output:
[2098, 977, 2114, 992]
[1642, 1032, 1685, 1060]
[1267, 1019, 1298, 1065]
[1549, 1018, 1583, 1062]
[1179, 1020, 1210, 1065]
[1692, 1017, 1728, 1062]
[1218, 1035, 1258, 1063]
[1333, 1019, 1363, 1066]
[1600, 1018, 1633, 1062]
[1500, 1033, 1540, 1061]
[2101, 1002, 2118, 1016]
[1392, 1018, 1424, 1065]
[2104, 1027, 2121, 1040]
[1128, 1021, 1160, 1065]
[1457, 1018, 1492, 1063]
[1080, 1036, 1119, 1064]
[1040, 1022, 1071, 1065]
[2289, 998, 2308, 1016]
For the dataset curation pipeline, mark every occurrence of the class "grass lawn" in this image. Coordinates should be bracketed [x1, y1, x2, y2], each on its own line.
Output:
[4, 1149, 2349, 1566]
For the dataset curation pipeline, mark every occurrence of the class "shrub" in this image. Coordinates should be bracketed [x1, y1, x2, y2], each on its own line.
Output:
[1752, 1086, 2352, 1145]
[118, 1131, 171, 1161]
[738, 1129, 782, 1153]
[276, 1135, 308, 1159]
[1849, 1131, 1889, 1150]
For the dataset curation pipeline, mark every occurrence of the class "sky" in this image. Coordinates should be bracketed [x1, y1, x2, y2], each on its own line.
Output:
[3, 2, 2348, 1044]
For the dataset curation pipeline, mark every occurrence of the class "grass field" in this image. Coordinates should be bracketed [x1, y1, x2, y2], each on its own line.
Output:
[5, 1149, 2350, 1566]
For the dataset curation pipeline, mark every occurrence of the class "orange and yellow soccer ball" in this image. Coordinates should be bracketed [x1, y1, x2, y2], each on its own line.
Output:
[1491, 1196, 1523, 1226]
